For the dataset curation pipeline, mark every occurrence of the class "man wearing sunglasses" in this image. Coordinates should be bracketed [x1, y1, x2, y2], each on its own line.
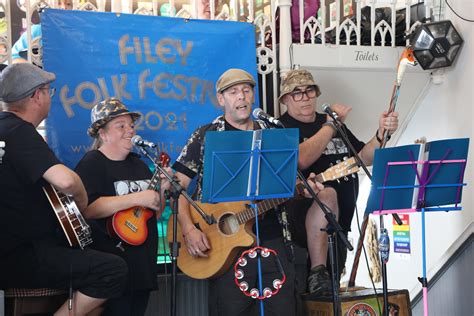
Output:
[278, 69, 399, 295]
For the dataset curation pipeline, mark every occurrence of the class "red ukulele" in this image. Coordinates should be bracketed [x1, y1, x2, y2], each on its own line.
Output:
[107, 152, 170, 246]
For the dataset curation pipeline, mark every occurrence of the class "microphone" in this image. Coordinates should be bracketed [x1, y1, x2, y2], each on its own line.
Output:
[252, 108, 284, 128]
[321, 103, 340, 121]
[131, 135, 157, 148]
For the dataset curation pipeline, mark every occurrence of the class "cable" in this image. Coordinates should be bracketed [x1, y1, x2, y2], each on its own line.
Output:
[416, 0, 423, 24]
[159, 204, 171, 315]
[445, 0, 474, 22]
[158, 214, 169, 304]
[439, 0, 442, 21]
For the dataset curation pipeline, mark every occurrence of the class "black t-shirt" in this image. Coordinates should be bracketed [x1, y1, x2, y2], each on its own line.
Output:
[0, 112, 62, 256]
[75, 150, 158, 291]
[280, 112, 365, 231]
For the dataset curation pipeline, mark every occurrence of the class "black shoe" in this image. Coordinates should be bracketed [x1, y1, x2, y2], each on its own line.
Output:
[307, 264, 333, 295]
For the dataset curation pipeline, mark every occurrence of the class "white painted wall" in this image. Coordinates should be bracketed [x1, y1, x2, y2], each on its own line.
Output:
[342, 0, 474, 301]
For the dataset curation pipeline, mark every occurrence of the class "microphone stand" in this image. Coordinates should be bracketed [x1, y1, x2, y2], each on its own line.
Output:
[267, 121, 351, 316]
[329, 116, 397, 316]
[137, 146, 216, 316]
[297, 170, 352, 316]
[328, 115, 402, 228]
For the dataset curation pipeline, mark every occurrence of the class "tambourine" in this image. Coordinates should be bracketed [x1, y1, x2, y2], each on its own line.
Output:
[233, 246, 286, 300]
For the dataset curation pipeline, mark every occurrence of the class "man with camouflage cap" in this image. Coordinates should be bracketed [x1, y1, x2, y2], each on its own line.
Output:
[172, 68, 323, 315]
[0, 63, 127, 315]
[279, 69, 399, 295]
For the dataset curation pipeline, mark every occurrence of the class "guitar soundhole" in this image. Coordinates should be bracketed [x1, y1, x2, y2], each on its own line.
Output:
[218, 213, 239, 236]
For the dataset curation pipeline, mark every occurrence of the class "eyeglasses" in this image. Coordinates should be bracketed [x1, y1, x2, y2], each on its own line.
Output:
[39, 87, 56, 98]
[290, 86, 317, 102]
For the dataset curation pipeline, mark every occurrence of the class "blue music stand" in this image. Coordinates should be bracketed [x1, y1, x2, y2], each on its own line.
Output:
[202, 128, 299, 203]
[201, 128, 299, 315]
[366, 138, 469, 316]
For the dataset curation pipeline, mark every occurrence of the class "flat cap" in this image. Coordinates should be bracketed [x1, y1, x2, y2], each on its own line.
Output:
[0, 63, 56, 102]
[216, 68, 256, 93]
[279, 69, 321, 101]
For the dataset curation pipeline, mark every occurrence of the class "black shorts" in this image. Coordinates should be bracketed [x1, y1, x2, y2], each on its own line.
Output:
[0, 238, 128, 299]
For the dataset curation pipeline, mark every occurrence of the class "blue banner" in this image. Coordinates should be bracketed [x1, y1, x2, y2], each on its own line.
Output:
[42, 9, 258, 168]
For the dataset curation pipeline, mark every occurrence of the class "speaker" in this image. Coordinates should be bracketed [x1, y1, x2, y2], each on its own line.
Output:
[410, 20, 463, 70]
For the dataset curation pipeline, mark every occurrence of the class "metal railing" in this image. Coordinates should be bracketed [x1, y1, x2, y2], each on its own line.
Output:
[0, 0, 432, 113]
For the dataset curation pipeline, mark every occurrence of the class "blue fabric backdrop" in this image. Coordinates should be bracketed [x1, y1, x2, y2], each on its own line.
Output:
[42, 9, 258, 168]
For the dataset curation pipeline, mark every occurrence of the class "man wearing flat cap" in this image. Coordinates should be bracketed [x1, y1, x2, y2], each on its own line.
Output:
[278, 69, 399, 295]
[0, 63, 127, 315]
[172, 68, 322, 315]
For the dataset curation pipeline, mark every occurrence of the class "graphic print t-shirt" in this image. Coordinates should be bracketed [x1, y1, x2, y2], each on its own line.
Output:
[75, 150, 158, 291]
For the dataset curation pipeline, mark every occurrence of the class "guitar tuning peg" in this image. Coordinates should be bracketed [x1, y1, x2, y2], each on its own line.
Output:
[344, 176, 348, 181]
[336, 179, 340, 184]
[352, 174, 356, 178]
[329, 162, 333, 167]
[336, 159, 341, 164]
[343, 156, 348, 160]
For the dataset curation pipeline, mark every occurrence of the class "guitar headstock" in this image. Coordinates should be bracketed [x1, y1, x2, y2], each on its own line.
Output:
[158, 152, 170, 167]
[322, 157, 359, 182]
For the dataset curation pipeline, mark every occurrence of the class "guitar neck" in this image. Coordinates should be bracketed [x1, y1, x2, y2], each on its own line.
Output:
[148, 171, 161, 191]
[234, 183, 305, 224]
[148, 153, 170, 192]
[233, 157, 358, 225]
[314, 173, 324, 183]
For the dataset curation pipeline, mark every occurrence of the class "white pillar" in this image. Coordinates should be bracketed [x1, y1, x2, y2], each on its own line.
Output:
[276, 0, 292, 76]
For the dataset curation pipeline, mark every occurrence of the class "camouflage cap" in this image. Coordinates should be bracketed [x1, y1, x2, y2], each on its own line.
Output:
[87, 97, 141, 137]
[279, 69, 321, 101]
[216, 68, 256, 93]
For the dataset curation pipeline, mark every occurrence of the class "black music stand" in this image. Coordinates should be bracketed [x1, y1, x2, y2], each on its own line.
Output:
[366, 138, 469, 316]
[202, 128, 299, 315]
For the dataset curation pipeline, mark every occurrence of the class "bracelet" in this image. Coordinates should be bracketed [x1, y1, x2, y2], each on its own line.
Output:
[183, 226, 196, 238]
[323, 121, 337, 136]
[375, 129, 390, 145]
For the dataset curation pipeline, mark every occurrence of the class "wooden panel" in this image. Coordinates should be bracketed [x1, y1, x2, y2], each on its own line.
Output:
[303, 288, 412, 316]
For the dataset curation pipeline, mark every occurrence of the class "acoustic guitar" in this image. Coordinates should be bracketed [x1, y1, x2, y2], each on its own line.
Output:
[43, 184, 93, 249]
[168, 157, 359, 279]
[107, 152, 170, 246]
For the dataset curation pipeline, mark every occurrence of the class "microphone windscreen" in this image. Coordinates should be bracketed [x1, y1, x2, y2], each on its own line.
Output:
[252, 108, 263, 119]
[131, 135, 142, 145]
[321, 103, 331, 113]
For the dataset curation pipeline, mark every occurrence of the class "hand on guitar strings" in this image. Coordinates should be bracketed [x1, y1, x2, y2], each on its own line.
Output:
[183, 225, 210, 258]
[137, 190, 163, 214]
[302, 173, 325, 198]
